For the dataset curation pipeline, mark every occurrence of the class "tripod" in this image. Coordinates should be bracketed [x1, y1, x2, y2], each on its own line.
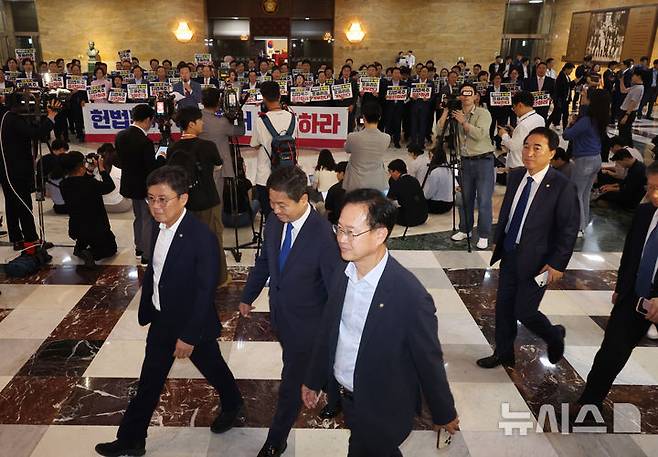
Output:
[225, 136, 262, 262]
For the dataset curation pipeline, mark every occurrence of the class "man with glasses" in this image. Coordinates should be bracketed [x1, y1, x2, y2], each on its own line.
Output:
[437, 82, 494, 250]
[477, 127, 579, 370]
[302, 188, 459, 456]
[95, 166, 243, 457]
[239, 166, 341, 457]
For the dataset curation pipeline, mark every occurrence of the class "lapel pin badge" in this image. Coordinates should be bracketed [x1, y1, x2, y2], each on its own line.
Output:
[379, 303, 384, 308]
[179, 233, 183, 237]
[546, 184, 550, 188]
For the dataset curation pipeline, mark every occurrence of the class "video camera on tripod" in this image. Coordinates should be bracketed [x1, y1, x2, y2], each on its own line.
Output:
[443, 93, 462, 114]
[148, 92, 176, 147]
[221, 86, 243, 122]
[7, 87, 70, 118]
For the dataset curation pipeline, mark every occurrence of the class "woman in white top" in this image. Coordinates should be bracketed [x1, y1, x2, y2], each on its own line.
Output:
[314, 149, 339, 193]
[90, 67, 111, 103]
[423, 149, 454, 214]
[97, 143, 132, 213]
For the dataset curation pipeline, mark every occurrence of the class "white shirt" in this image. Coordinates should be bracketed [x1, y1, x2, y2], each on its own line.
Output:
[505, 165, 550, 244]
[620, 84, 645, 112]
[547, 68, 557, 79]
[537, 76, 545, 92]
[103, 166, 124, 206]
[250, 109, 295, 186]
[642, 210, 658, 280]
[152, 208, 186, 311]
[501, 110, 546, 169]
[423, 166, 454, 202]
[334, 251, 389, 392]
[408, 154, 430, 183]
[406, 54, 416, 68]
[280, 204, 311, 248]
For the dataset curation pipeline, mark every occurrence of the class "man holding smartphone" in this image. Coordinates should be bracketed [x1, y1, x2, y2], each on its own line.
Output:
[576, 162, 658, 418]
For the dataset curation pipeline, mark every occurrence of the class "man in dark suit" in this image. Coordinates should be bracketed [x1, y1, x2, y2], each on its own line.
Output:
[172, 64, 202, 108]
[575, 162, 658, 418]
[522, 62, 555, 120]
[489, 55, 504, 77]
[548, 63, 574, 129]
[387, 159, 428, 227]
[477, 127, 579, 369]
[195, 64, 220, 87]
[239, 166, 341, 457]
[95, 166, 243, 457]
[408, 66, 435, 152]
[572, 55, 592, 110]
[381, 67, 408, 148]
[115, 104, 163, 264]
[18, 58, 42, 86]
[335, 64, 359, 133]
[302, 189, 459, 456]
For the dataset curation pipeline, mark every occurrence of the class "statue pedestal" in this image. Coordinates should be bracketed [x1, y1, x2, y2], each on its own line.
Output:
[87, 61, 96, 74]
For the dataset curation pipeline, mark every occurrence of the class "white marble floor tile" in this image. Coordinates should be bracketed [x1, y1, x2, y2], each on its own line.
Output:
[462, 430, 559, 457]
[546, 433, 648, 457]
[0, 339, 44, 376]
[226, 246, 258, 268]
[228, 341, 283, 380]
[408, 267, 454, 289]
[563, 290, 615, 316]
[400, 430, 470, 456]
[545, 315, 605, 347]
[618, 346, 658, 385]
[294, 429, 349, 457]
[442, 344, 510, 384]
[17, 285, 90, 311]
[428, 288, 471, 316]
[540, 291, 592, 316]
[0, 308, 69, 339]
[631, 434, 658, 456]
[99, 247, 141, 266]
[0, 285, 38, 308]
[207, 427, 278, 456]
[29, 425, 117, 457]
[450, 382, 533, 432]
[477, 251, 498, 269]
[251, 287, 271, 313]
[391, 250, 442, 269]
[126, 289, 141, 311]
[564, 346, 657, 386]
[0, 424, 49, 457]
[106, 310, 149, 341]
[568, 252, 621, 271]
[437, 314, 490, 346]
[434, 251, 489, 269]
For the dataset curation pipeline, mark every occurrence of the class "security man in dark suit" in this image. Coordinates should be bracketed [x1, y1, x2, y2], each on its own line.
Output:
[115, 104, 164, 264]
[575, 162, 658, 417]
[195, 64, 220, 87]
[381, 67, 408, 148]
[408, 66, 435, 152]
[522, 62, 555, 120]
[95, 166, 243, 457]
[489, 56, 504, 78]
[548, 63, 574, 129]
[302, 189, 459, 457]
[239, 166, 341, 457]
[477, 127, 580, 369]
[335, 65, 359, 133]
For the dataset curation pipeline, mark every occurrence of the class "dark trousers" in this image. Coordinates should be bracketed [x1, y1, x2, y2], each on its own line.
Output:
[410, 102, 430, 149]
[0, 174, 37, 242]
[117, 318, 241, 442]
[618, 111, 636, 146]
[266, 348, 310, 447]
[402, 103, 412, 142]
[342, 393, 403, 457]
[384, 103, 404, 144]
[54, 111, 70, 142]
[348, 109, 356, 133]
[494, 249, 562, 359]
[640, 86, 657, 117]
[131, 199, 153, 255]
[598, 190, 638, 210]
[427, 200, 453, 214]
[579, 297, 651, 407]
[256, 184, 272, 218]
[73, 230, 117, 260]
[489, 110, 509, 148]
[548, 99, 569, 128]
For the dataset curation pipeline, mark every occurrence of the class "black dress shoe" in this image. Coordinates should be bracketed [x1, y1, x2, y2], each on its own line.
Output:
[548, 325, 566, 364]
[74, 249, 95, 266]
[95, 439, 146, 457]
[140, 256, 150, 266]
[135, 249, 143, 259]
[319, 402, 342, 419]
[257, 442, 288, 457]
[476, 354, 515, 369]
[394, 142, 401, 149]
[210, 401, 245, 434]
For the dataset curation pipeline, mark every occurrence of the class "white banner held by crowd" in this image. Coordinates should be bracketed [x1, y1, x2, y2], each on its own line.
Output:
[489, 92, 512, 107]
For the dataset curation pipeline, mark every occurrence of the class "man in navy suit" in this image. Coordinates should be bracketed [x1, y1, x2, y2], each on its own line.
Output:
[302, 189, 459, 457]
[172, 64, 202, 108]
[239, 166, 341, 457]
[96, 166, 243, 457]
[522, 62, 555, 120]
[477, 127, 579, 369]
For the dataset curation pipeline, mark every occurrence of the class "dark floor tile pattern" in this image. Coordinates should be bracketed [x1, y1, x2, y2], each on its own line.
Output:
[0, 308, 11, 324]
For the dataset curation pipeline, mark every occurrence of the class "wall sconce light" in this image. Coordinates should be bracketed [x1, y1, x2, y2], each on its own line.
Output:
[346, 22, 365, 43]
[174, 21, 194, 42]
[323, 32, 332, 41]
[240, 34, 249, 41]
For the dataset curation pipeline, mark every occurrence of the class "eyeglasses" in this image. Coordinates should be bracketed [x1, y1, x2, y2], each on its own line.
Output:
[332, 224, 373, 241]
[145, 195, 179, 206]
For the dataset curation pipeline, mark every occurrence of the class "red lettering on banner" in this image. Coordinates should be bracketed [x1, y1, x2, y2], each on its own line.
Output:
[298, 112, 341, 135]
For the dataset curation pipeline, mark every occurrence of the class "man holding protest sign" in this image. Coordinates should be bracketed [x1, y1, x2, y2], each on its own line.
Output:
[522, 62, 555, 121]
[333, 64, 358, 132]
[409, 66, 435, 152]
[382, 67, 409, 148]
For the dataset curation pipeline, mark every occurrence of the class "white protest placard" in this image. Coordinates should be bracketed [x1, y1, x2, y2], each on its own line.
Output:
[118, 49, 132, 62]
[43, 73, 64, 89]
[385, 87, 408, 101]
[87, 84, 108, 101]
[149, 82, 171, 97]
[244, 88, 261, 104]
[411, 82, 432, 100]
[127, 83, 148, 100]
[359, 77, 380, 94]
[331, 83, 353, 100]
[194, 53, 212, 66]
[15, 48, 35, 62]
[476, 83, 489, 97]
[290, 86, 311, 104]
[276, 79, 288, 96]
[532, 91, 551, 107]
[489, 92, 512, 107]
[15, 78, 39, 89]
[108, 88, 127, 103]
[66, 75, 87, 91]
[258, 75, 272, 83]
[169, 77, 181, 85]
[201, 83, 217, 90]
[502, 83, 520, 94]
[5, 71, 19, 81]
[310, 85, 331, 102]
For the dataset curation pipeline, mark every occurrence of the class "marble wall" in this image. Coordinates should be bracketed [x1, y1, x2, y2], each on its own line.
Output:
[35, 0, 207, 65]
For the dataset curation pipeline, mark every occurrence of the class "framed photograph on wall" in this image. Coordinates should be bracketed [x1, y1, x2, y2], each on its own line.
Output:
[585, 9, 628, 62]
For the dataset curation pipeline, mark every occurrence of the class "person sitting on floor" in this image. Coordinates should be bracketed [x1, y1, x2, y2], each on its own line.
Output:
[423, 149, 455, 214]
[597, 148, 647, 210]
[550, 147, 574, 179]
[387, 158, 428, 227]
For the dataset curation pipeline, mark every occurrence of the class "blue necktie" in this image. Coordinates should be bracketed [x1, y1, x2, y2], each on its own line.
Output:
[635, 224, 658, 297]
[279, 223, 294, 271]
[504, 177, 534, 252]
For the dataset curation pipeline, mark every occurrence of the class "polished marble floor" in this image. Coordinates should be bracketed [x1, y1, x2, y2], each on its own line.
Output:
[1, 130, 658, 456]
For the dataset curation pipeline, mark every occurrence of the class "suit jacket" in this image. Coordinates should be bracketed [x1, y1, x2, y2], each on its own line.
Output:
[172, 80, 203, 108]
[491, 167, 579, 276]
[241, 208, 342, 350]
[553, 72, 572, 102]
[0, 112, 53, 180]
[305, 255, 457, 448]
[196, 76, 220, 87]
[18, 72, 41, 86]
[523, 76, 555, 98]
[615, 203, 658, 305]
[381, 79, 409, 107]
[138, 211, 222, 345]
[114, 125, 162, 199]
[333, 77, 359, 108]
[489, 62, 503, 77]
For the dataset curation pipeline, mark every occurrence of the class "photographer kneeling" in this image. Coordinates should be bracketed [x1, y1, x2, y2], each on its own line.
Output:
[60, 151, 118, 265]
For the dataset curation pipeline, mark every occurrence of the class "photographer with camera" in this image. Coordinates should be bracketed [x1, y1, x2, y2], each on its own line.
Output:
[436, 82, 494, 250]
[0, 92, 59, 251]
[167, 106, 228, 287]
[60, 151, 117, 265]
[498, 91, 545, 171]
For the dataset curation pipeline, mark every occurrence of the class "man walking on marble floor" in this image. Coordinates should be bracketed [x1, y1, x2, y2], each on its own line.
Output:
[477, 127, 579, 370]
[95, 166, 243, 457]
[239, 166, 342, 457]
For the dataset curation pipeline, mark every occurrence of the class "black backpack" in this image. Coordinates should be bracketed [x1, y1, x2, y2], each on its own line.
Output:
[260, 112, 297, 171]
